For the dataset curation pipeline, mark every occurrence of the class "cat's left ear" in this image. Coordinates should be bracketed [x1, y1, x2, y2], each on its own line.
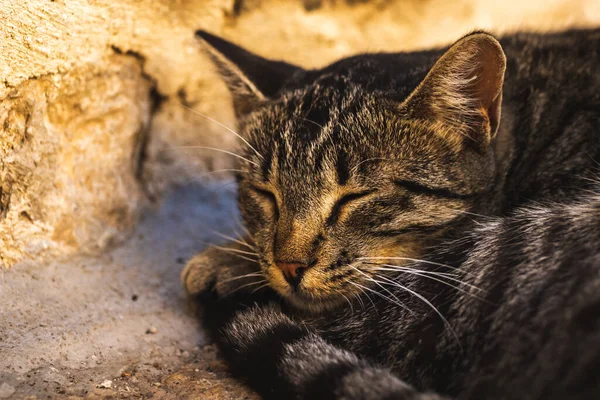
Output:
[196, 30, 303, 117]
[400, 32, 506, 151]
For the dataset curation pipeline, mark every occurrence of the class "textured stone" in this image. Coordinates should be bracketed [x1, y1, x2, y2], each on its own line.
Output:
[0, 54, 152, 266]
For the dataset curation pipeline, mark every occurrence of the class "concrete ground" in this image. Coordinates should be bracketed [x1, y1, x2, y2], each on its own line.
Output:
[0, 183, 258, 399]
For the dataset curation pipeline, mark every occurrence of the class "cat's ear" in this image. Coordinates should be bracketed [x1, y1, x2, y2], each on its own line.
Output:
[196, 30, 303, 117]
[400, 32, 506, 150]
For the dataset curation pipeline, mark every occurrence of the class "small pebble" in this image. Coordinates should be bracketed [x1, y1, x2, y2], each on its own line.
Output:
[131, 294, 138, 301]
[152, 382, 161, 387]
[194, 368, 199, 372]
[97, 380, 112, 389]
[0, 383, 16, 398]
[146, 326, 158, 334]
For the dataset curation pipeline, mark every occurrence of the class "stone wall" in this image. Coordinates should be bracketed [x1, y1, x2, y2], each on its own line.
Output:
[1, 0, 598, 267]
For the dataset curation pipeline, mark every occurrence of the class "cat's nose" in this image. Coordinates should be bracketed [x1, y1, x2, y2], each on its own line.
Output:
[275, 261, 308, 287]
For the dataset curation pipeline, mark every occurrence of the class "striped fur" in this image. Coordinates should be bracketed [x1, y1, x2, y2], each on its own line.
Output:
[184, 29, 600, 399]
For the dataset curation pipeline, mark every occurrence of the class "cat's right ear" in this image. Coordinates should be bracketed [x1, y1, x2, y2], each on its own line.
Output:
[196, 30, 303, 117]
[400, 32, 506, 152]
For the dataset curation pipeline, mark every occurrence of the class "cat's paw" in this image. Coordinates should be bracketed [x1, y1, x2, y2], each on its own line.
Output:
[181, 242, 263, 299]
[181, 251, 218, 297]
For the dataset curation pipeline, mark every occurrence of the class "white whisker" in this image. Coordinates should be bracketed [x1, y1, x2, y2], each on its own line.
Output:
[229, 279, 268, 295]
[371, 274, 461, 349]
[176, 146, 260, 167]
[209, 244, 258, 257]
[179, 103, 264, 160]
[210, 230, 256, 251]
[367, 266, 488, 303]
[195, 168, 246, 180]
[349, 282, 377, 310]
[221, 272, 264, 284]
[358, 256, 477, 277]
[349, 265, 413, 313]
[339, 292, 355, 315]
[251, 282, 271, 294]
[374, 264, 484, 292]
[294, 116, 325, 129]
[350, 280, 412, 314]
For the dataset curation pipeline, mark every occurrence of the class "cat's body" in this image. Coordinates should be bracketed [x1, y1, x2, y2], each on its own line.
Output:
[183, 29, 600, 399]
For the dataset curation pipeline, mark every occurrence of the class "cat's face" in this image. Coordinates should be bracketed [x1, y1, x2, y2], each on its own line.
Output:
[197, 30, 505, 311]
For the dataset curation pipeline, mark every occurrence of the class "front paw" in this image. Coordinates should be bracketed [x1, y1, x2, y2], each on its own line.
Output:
[181, 241, 264, 299]
[181, 250, 219, 296]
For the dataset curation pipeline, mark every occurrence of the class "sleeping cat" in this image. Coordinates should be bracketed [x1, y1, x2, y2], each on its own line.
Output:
[182, 29, 600, 399]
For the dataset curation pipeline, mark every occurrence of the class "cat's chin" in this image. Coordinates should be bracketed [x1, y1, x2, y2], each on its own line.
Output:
[283, 291, 349, 314]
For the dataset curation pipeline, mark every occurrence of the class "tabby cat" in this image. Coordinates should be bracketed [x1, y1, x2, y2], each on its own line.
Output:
[182, 29, 600, 399]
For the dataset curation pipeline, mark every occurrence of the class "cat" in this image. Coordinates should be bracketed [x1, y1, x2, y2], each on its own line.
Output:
[182, 28, 600, 399]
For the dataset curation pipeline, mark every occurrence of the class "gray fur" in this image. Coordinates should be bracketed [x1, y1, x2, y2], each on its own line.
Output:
[184, 29, 600, 399]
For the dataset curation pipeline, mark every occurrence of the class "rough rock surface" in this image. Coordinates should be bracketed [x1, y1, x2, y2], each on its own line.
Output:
[2, 0, 598, 267]
[0, 54, 152, 267]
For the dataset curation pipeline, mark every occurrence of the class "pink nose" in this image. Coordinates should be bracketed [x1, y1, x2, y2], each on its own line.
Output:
[275, 262, 308, 281]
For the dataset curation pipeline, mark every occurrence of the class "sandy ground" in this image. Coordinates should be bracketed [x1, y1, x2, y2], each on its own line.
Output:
[0, 183, 257, 399]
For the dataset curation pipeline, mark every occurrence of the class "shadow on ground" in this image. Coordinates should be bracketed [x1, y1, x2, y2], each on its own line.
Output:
[0, 183, 258, 399]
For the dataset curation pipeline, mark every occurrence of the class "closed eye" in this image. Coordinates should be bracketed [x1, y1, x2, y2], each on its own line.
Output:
[250, 185, 279, 220]
[327, 190, 375, 226]
[392, 179, 474, 199]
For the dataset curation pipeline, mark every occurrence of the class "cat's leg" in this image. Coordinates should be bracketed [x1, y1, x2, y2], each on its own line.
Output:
[181, 238, 264, 299]
[207, 302, 450, 400]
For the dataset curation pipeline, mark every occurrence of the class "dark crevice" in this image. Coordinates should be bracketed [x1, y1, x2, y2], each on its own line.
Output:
[177, 88, 195, 108]
[110, 44, 168, 202]
[0, 183, 12, 221]
[232, 0, 244, 16]
[303, 0, 322, 11]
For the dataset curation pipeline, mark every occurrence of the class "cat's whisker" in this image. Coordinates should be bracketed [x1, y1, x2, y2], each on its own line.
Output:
[353, 291, 367, 310]
[202, 241, 258, 264]
[188, 221, 250, 250]
[366, 265, 489, 302]
[349, 265, 413, 314]
[210, 230, 256, 251]
[178, 103, 265, 161]
[176, 145, 260, 167]
[233, 220, 254, 241]
[251, 282, 271, 294]
[339, 292, 355, 315]
[342, 265, 371, 310]
[221, 272, 264, 283]
[365, 262, 482, 290]
[205, 179, 238, 194]
[350, 276, 412, 314]
[366, 264, 460, 278]
[172, 168, 245, 189]
[209, 244, 259, 257]
[348, 282, 378, 310]
[370, 274, 461, 349]
[454, 210, 494, 219]
[294, 115, 325, 129]
[229, 253, 259, 264]
[346, 282, 367, 310]
[195, 168, 246, 180]
[228, 279, 268, 295]
[358, 256, 477, 277]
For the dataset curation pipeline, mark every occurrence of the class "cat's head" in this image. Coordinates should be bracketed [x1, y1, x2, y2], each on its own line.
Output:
[197, 30, 505, 311]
